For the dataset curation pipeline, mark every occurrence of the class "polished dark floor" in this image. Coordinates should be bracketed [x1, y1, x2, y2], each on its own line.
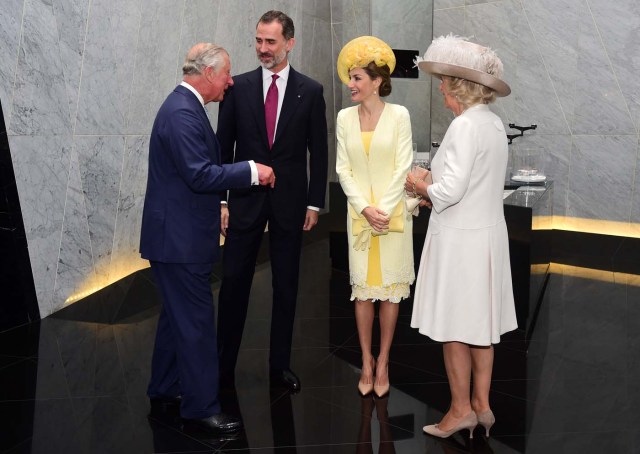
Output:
[1, 239, 640, 453]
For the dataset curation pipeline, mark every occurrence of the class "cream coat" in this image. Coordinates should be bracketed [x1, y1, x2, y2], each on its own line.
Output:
[410, 104, 517, 345]
[336, 103, 415, 288]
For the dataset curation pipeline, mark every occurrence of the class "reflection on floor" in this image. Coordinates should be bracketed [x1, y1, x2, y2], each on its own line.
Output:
[1, 239, 640, 453]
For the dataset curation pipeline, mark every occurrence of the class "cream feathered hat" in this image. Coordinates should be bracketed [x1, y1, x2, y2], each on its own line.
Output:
[416, 34, 511, 97]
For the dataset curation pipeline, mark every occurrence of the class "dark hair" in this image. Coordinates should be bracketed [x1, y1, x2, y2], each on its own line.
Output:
[362, 61, 392, 97]
[258, 10, 295, 40]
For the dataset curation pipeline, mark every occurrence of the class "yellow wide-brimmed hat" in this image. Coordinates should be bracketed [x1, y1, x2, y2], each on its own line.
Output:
[416, 34, 511, 97]
[337, 36, 396, 85]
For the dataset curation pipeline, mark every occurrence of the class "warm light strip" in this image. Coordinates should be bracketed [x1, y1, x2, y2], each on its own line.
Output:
[63, 216, 640, 305]
[64, 260, 151, 305]
[548, 262, 640, 287]
[534, 216, 640, 238]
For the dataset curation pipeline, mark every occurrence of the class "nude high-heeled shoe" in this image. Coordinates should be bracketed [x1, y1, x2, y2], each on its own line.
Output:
[373, 361, 389, 398]
[423, 411, 478, 439]
[476, 410, 495, 437]
[358, 358, 375, 397]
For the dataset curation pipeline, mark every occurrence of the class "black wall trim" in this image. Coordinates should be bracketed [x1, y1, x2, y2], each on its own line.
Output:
[0, 98, 39, 332]
[552, 230, 640, 275]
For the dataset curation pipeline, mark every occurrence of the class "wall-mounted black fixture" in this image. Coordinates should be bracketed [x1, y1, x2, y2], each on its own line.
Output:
[507, 123, 537, 145]
[391, 49, 419, 79]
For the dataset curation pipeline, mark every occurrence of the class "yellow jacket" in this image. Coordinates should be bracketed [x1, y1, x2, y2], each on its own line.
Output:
[336, 103, 415, 287]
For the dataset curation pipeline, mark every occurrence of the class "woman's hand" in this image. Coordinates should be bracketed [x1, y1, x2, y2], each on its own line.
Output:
[405, 171, 431, 198]
[361, 206, 389, 233]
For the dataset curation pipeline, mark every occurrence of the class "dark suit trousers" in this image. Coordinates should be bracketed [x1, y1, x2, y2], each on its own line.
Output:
[147, 261, 221, 418]
[218, 207, 303, 374]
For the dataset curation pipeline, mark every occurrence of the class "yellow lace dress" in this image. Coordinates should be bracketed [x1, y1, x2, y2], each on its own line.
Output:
[350, 131, 410, 303]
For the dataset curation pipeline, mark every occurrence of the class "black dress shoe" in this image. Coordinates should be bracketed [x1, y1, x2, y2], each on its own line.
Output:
[182, 412, 243, 434]
[269, 368, 301, 392]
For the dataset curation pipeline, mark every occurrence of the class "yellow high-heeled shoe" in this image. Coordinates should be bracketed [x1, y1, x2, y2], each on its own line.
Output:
[476, 409, 495, 437]
[423, 411, 478, 439]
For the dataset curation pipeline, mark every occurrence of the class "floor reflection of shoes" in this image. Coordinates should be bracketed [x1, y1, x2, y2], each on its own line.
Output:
[182, 412, 243, 434]
[269, 368, 301, 392]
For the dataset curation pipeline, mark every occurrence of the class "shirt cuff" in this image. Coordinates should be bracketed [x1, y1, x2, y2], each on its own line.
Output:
[248, 160, 259, 185]
[307, 206, 319, 211]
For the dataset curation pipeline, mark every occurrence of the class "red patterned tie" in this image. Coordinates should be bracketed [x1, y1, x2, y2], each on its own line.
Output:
[265, 74, 279, 148]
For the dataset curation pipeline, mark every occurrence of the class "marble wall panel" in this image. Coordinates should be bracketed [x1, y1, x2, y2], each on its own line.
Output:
[178, 0, 221, 83]
[430, 7, 464, 142]
[588, 0, 640, 133]
[74, 136, 125, 283]
[215, 1, 274, 76]
[572, 5, 635, 135]
[372, 0, 431, 25]
[8, 135, 72, 316]
[629, 137, 640, 237]
[334, 0, 371, 112]
[178, 0, 223, 126]
[110, 136, 149, 283]
[125, 0, 183, 135]
[74, 0, 141, 134]
[300, 0, 332, 21]
[0, 0, 25, 121]
[296, 13, 335, 134]
[53, 151, 94, 313]
[435, 0, 464, 9]
[465, 2, 569, 134]
[523, 0, 581, 132]
[51, 0, 91, 128]
[567, 135, 637, 222]
[10, 0, 73, 136]
[385, 79, 432, 156]
[338, 0, 372, 45]
[432, 6, 464, 41]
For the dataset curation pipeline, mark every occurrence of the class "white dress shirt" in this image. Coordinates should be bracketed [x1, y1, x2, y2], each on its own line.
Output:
[261, 67, 318, 212]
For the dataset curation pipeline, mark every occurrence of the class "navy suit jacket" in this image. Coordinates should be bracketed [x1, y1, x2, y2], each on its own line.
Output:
[140, 85, 252, 263]
[217, 67, 328, 230]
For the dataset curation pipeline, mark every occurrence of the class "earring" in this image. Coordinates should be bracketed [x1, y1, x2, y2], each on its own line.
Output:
[374, 90, 377, 95]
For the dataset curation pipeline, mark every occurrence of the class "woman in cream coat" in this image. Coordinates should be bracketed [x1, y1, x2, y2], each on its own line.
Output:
[336, 36, 415, 398]
[407, 35, 517, 439]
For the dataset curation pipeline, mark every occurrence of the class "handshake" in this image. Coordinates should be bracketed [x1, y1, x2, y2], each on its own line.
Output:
[256, 163, 276, 188]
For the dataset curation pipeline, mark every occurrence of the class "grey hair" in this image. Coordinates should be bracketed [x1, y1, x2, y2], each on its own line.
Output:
[182, 44, 228, 76]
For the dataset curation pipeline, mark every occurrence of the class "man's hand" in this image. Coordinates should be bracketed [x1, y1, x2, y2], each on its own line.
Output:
[256, 163, 276, 188]
[220, 205, 229, 237]
[303, 209, 319, 231]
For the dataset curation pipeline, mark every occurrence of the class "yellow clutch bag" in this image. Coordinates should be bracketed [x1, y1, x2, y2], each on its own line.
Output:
[350, 200, 404, 236]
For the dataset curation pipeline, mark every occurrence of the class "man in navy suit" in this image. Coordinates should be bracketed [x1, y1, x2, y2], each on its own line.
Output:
[217, 10, 328, 392]
[140, 43, 275, 434]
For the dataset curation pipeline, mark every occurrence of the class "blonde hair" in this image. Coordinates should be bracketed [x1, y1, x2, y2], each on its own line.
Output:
[443, 75, 497, 108]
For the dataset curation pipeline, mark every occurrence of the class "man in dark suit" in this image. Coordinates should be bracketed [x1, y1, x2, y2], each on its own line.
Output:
[217, 10, 328, 392]
[140, 43, 275, 434]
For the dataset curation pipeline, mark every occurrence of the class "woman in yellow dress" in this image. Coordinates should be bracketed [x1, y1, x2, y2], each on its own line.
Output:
[336, 36, 415, 397]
